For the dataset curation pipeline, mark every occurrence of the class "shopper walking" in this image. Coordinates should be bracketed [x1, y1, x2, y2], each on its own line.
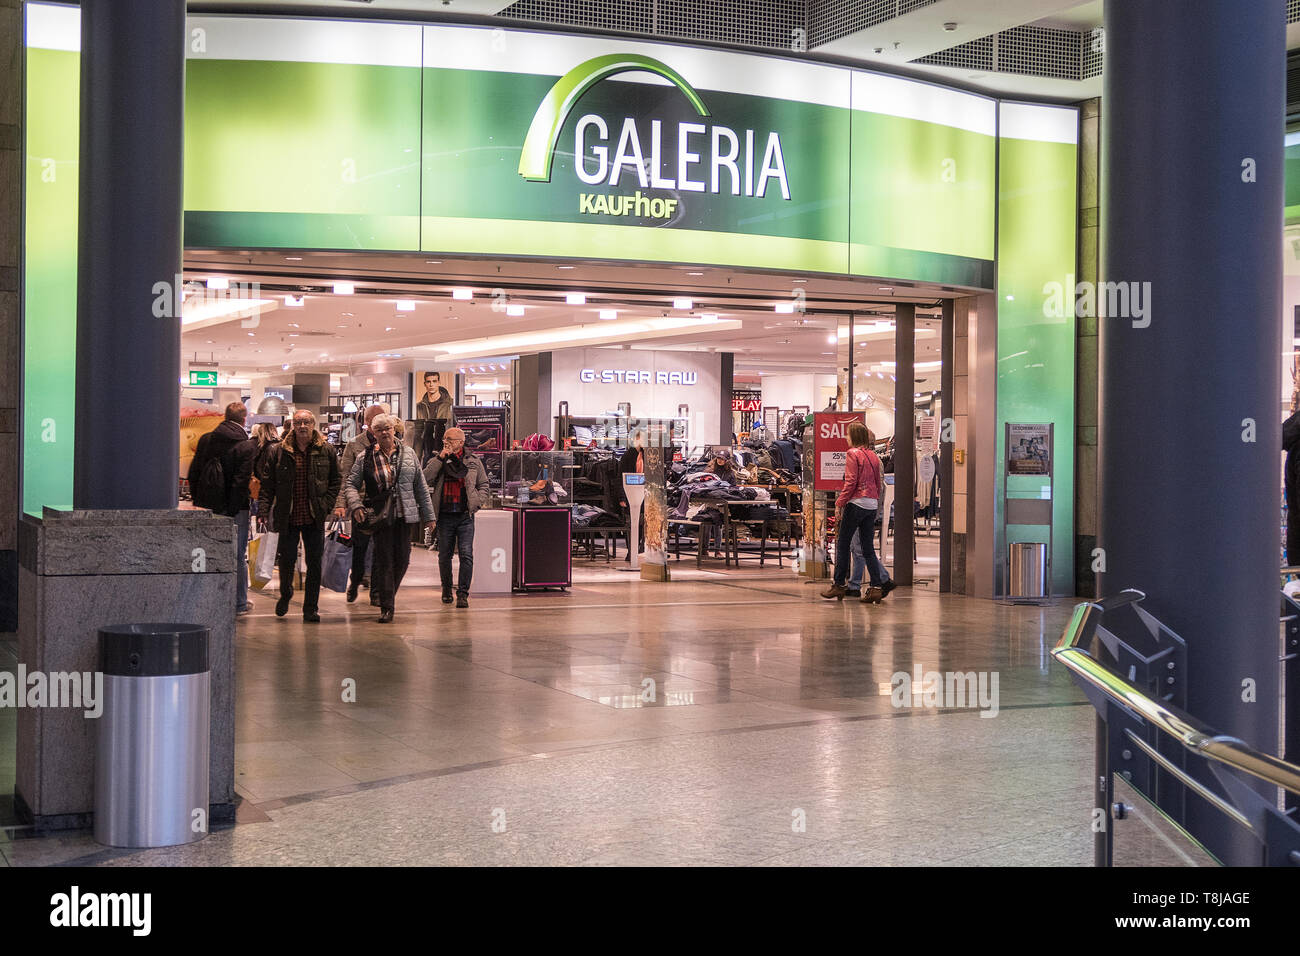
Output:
[187, 402, 258, 614]
[424, 426, 490, 608]
[258, 410, 341, 622]
[334, 404, 386, 604]
[821, 422, 896, 604]
[345, 414, 433, 623]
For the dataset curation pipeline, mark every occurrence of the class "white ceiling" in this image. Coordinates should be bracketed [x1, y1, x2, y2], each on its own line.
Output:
[180, 249, 953, 382]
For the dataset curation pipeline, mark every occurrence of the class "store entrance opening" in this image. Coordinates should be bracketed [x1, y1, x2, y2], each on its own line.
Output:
[178, 248, 963, 596]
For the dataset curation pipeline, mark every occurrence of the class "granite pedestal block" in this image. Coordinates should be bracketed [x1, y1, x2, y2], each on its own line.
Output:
[16, 509, 236, 830]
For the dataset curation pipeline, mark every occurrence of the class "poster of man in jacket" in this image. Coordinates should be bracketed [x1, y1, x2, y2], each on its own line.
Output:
[414, 370, 455, 466]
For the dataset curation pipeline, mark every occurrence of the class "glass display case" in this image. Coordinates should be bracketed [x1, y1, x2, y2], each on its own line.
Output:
[558, 414, 688, 453]
[502, 450, 575, 506]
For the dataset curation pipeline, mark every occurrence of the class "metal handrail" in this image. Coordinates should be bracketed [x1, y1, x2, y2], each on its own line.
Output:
[1052, 597, 1300, 797]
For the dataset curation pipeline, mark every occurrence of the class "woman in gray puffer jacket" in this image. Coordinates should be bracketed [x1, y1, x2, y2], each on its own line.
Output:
[344, 414, 434, 623]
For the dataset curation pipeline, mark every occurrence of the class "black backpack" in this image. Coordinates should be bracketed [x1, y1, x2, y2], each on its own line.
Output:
[193, 450, 229, 513]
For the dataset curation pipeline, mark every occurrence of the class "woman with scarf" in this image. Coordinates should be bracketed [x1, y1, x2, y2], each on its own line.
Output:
[345, 414, 434, 623]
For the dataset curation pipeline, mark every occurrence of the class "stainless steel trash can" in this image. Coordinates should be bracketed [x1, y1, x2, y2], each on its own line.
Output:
[1008, 542, 1048, 598]
[94, 623, 210, 848]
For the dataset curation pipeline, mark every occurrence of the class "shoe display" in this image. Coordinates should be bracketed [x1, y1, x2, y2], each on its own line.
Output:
[820, 584, 847, 600]
[303, 611, 321, 622]
[275, 596, 289, 617]
[442, 589, 454, 604]
[861, 587, 884, 604]
[378, 608, 394, 623]
[346, 583, 359, 603]
[456, 594, 469, 608]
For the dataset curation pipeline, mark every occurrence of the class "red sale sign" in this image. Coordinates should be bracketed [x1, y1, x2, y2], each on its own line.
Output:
[813, 411, 867, 490]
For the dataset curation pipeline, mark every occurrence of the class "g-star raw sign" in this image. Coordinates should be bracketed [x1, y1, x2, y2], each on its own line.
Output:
[519, 53, 791, 221]
[580, 368, 698, 385]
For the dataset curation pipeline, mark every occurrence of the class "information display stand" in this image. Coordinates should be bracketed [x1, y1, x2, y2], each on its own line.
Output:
[1001, 422, 1054, 603]
[621, 473, 646, 572]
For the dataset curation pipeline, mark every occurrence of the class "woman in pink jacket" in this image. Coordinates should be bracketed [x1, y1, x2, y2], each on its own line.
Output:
[821, 421, 897, 604]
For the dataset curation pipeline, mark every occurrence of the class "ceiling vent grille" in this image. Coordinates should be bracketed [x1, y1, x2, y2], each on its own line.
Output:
[808, 0, 941, 48]
[915, 25, 1101, 82]
[497, 0, 655, 35]
[912, 34, 994, 72]
[1082, 29, 1103, 79]
[996, 24, 1083, 79]
[658, 0, 808, 52]
[499, 0, 806, 51]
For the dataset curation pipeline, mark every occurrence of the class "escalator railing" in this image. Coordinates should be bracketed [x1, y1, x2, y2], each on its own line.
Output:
[1052, 588, 1300, 866]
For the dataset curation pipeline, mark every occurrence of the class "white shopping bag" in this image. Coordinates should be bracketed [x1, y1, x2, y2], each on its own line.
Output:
[254, 531, 279, 585]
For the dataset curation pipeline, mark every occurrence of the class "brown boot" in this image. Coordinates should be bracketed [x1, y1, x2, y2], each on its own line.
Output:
[861, 586, 884, 604]
[820, 584, 847, 600]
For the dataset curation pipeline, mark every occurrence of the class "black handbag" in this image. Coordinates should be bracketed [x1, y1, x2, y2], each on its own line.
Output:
[356, 449, 402, 533]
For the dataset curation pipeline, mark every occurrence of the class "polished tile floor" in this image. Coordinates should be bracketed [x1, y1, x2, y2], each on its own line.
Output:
[0, 553, 1094, 866]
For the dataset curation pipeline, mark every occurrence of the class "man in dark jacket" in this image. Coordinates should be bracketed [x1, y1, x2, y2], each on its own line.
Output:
[188, 402, 258, 614]
[258, 410, 342, 622]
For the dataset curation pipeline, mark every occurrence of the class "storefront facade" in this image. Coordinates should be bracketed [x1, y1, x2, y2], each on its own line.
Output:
[20, 4, 1080, 598]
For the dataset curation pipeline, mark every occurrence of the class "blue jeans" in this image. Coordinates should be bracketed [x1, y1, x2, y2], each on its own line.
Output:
[834, 504, 885, 589]
[234, 510, 250, 610]
[849, 517, 891, 590]
[436, 511, 475, 595]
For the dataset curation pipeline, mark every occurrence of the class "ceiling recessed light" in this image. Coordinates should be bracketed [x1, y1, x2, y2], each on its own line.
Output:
[206, 277, 229, 290]
[687, 272, 704, 276]
[288, 333, 300, 338]
[284, 256, 303, 262]
[673, 297, 693, 310]
[598, 309, 617, 320]
[246, 331, 255, 337]
[385, 326, 396, 332]
[425, 260, 442, 265]
[565, 292, 587, 305]
[282, 363, 290, 370]
[775, 303, 795, 314]
[452, 288, 473, 301]
[557, 265, 575, 270]
[396, 300, 416, 311]
[506, 304, 525, 317]
[333, 281, 355, 295]
[284, 294, 304, 307]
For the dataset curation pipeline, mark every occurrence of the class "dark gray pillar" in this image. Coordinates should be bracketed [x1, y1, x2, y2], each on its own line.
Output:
[939, 299, 954, 593]
[894, 303, 915, 587]
[74, 0, 186, 509]
[719, 352, 734, 444]
[1100, 0, 1283, 866]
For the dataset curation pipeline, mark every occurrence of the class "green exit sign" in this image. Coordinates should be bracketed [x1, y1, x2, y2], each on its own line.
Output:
[188, 370, 219, 387]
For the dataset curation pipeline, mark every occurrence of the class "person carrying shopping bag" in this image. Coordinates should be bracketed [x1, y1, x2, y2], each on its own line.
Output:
[258, 410, 341, 622]
[345, 414, 434, 624]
